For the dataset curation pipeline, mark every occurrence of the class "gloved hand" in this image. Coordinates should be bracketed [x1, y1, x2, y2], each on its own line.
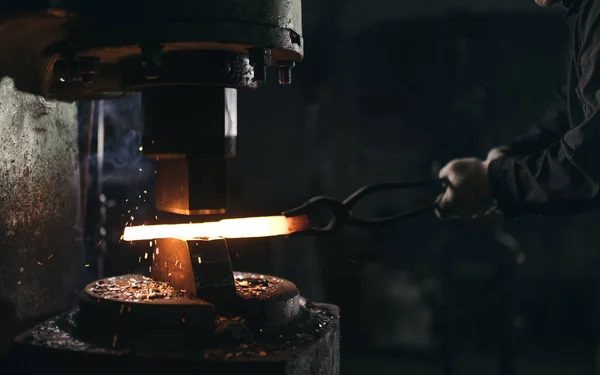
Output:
[435, 157, 497, 220]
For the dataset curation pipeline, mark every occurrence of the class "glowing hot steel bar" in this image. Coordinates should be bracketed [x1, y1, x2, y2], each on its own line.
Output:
[123, 215, 309, 241]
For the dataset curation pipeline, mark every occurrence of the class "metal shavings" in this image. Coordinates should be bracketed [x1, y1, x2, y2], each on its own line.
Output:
[204, 298, 338, 360]
[234, 274, 282, 299]
[87, 275, 188, 302]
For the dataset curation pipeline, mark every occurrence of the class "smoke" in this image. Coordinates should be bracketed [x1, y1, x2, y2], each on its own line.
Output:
[83, 93, 155, 189]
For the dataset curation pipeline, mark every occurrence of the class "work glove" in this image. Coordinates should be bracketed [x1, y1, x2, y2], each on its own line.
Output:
[435, 157, 497, 220]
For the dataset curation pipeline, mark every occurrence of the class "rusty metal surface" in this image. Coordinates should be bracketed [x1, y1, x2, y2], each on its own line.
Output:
[0, 77, 83, 322]
[0, 0, 303, 97]
[78, 275, 216, 335]
[63, 0, 303, 61]
[10, 302, 339, 375]
[234, 272, 300, 329]
[62, 0, 303, 35]
[75, 271, 302, 338]
[151, 238, 197, 295]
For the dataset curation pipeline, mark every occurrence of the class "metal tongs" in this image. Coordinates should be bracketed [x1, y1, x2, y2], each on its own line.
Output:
[283, 178, 449, 235]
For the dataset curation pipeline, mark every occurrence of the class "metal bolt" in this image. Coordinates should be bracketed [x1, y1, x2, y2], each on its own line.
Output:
[249, 48, 272, 83]
[278, 66, 293, 85]
[275, 61, 295, 85]
[253, 65, 267, 83]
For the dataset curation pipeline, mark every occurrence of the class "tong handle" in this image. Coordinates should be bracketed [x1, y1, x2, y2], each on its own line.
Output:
[348, 201, 440, 228]
[344, 178, 447, 228]
[344, 178, 447, 207]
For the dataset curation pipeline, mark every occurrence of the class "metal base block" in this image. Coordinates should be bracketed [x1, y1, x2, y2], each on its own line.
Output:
[9, 302, 339, 375]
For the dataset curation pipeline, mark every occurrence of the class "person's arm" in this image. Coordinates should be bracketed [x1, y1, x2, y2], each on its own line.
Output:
[504, 85, 569, 156]
[488, 4, 600, 219]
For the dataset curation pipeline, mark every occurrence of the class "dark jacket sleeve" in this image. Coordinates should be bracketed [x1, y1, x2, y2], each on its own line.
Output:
[488, 4, 600, 219]
[506, 85, 569, 156]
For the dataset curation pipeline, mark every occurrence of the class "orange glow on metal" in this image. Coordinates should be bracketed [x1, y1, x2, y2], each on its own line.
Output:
[123, 215, 309, 241]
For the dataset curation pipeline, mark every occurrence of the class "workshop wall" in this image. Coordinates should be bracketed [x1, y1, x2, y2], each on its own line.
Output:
[301, 0, 548, 35]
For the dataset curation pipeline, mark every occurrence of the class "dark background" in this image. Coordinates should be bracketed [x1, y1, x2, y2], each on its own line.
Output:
[82, 2, 600, 374]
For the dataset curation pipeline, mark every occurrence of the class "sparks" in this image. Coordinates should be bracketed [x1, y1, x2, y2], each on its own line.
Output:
[85, 264, 90, 268]
[47, 254, 53, 260]
[139, 146, 143, 151]
[144, 253, 148, 259]
[197, 256, 202, 264]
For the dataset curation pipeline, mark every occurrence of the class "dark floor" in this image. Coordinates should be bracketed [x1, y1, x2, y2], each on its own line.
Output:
[341, 349, 592, 375]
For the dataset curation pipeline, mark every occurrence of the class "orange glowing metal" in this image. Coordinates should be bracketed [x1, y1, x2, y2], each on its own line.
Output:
[123, 215, 309, 241]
